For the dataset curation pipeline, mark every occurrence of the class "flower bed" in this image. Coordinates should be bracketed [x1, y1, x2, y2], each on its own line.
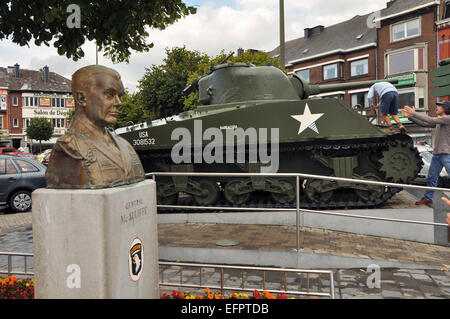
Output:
[1, 276, 317, 300]
[160, 288, 298, 299]
[0, 276, 35, 299]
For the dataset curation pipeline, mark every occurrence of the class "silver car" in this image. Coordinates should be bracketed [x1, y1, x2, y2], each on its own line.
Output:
[413, 145, 449, 187]
[0, 155, 47, 213]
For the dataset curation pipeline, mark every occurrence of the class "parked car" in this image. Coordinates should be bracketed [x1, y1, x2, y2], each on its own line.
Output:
[0, 147, 34, 160]
[35, 148, 52, 163]
[0, 155, 47, 213]
[42, 150, 51, 166]
[413, 145, 449, 187]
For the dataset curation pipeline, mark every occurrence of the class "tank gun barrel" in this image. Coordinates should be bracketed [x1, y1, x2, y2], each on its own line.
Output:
[307, 79, 399, 96]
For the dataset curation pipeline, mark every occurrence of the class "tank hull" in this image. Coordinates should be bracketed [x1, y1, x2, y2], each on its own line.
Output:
[118, 98, 422, 209]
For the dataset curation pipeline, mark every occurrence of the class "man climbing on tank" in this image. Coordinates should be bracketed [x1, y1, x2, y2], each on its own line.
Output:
[368, 82, 407, 135]
[400, 101, 450, 206]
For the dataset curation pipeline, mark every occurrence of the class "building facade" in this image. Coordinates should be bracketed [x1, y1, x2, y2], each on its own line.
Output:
[376, 0, 440, 116]
[0, 64, 72, 151]
[271, 14, 378, 112]
[269, 0, 446, 144]
[437, 0, 450, 101]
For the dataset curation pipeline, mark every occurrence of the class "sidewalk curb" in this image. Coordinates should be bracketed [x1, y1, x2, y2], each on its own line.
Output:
[159, 246, 444, 270]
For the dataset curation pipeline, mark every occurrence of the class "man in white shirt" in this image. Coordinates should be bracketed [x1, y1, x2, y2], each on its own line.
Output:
[368, 82, 406, 135]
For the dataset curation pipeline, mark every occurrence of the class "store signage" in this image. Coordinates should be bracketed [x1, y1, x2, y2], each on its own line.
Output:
[0, 94, 6, 111]
[22, 107, 68, 118]
[40, 98, 51, 107]
[389, 114, 411, 124]
[385, 73, 415, 87]
[66, 98, 74, 107]
[33, 92, 72, 98]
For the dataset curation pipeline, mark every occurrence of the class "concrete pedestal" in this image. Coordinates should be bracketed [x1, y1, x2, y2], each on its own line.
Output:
[32, 179, 159, 299]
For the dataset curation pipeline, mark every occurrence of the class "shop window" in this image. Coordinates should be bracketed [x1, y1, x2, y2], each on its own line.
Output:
[51, 98, 65, 107]
[418, 87, 425, 109]
[398, 89, 415, 108]
[350, 59, 368, 77]
[51, 118, 66, 128]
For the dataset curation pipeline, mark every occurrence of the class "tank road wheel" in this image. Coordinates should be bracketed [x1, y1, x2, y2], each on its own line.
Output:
[354, 174, 385, 202]
[379, 143, 422, 183]
[194, 180, 220, 206]
[157, 183, 178, 205]
[271, 179, 296, 204]
[305, 179, 335, 203]
[157, 193, 178, 205]
[224, 179, 251, 205]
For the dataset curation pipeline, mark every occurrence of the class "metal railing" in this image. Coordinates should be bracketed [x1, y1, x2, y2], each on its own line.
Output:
[147, 171, 450, 251]
[159, 261, 335, 299]
[0, 252, 34, 276]
[0, 253, 334, 298]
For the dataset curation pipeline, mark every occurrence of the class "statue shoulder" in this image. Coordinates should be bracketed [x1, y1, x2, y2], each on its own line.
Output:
[54, 133, 84, 160]
[112, 132, 136, 151]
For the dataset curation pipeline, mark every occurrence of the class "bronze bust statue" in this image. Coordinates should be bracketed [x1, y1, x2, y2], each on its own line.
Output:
[46, 65, 145, 189]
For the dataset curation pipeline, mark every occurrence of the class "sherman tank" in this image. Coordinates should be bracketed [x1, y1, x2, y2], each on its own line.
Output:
[117, 62, 422, 209]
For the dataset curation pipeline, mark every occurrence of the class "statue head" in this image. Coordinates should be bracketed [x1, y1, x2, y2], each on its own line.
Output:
[72, 65, 125, 127]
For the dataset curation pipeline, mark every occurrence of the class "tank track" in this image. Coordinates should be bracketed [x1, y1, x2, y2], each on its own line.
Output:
[140, 134, 417, 212]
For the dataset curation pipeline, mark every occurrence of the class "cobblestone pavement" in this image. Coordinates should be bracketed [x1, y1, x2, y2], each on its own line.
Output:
[158, 265, 450, 299]
[159, 223, 450, 268]
[0, 206, 32, 236]
[1, 226, 449, 298]
[1, 191, 450, 299]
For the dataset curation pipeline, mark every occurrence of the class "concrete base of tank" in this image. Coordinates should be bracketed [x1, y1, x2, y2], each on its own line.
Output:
[157, 191, 450, 270]
[159, 191, 447, 245]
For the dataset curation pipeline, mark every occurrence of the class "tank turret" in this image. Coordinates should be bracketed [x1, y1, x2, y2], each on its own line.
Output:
[191, 62, 398, 104]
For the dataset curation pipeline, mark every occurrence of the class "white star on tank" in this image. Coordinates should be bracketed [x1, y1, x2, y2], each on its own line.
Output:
[291, 103, 324, 135]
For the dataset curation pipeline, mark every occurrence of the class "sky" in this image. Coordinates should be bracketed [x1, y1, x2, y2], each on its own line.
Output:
[0, 0, 392, 93]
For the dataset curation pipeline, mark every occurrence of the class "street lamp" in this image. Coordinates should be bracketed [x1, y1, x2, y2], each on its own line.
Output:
[279, 0, 285, 69]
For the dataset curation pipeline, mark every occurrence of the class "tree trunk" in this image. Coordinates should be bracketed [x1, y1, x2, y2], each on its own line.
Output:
[39, 140, 42, 153]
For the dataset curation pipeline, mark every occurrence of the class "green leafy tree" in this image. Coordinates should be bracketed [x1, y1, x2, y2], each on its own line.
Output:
[0, 1, 196, 62]
[26, 118, 54, 153]
[138, 46, 205, 119]
[115, 91, 148, 129]
[138, 47, 281, 119]
[66, 108, 75, 126]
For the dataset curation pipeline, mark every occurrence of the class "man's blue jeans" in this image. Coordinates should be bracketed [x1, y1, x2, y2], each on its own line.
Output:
[424, 154, 450, 201]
